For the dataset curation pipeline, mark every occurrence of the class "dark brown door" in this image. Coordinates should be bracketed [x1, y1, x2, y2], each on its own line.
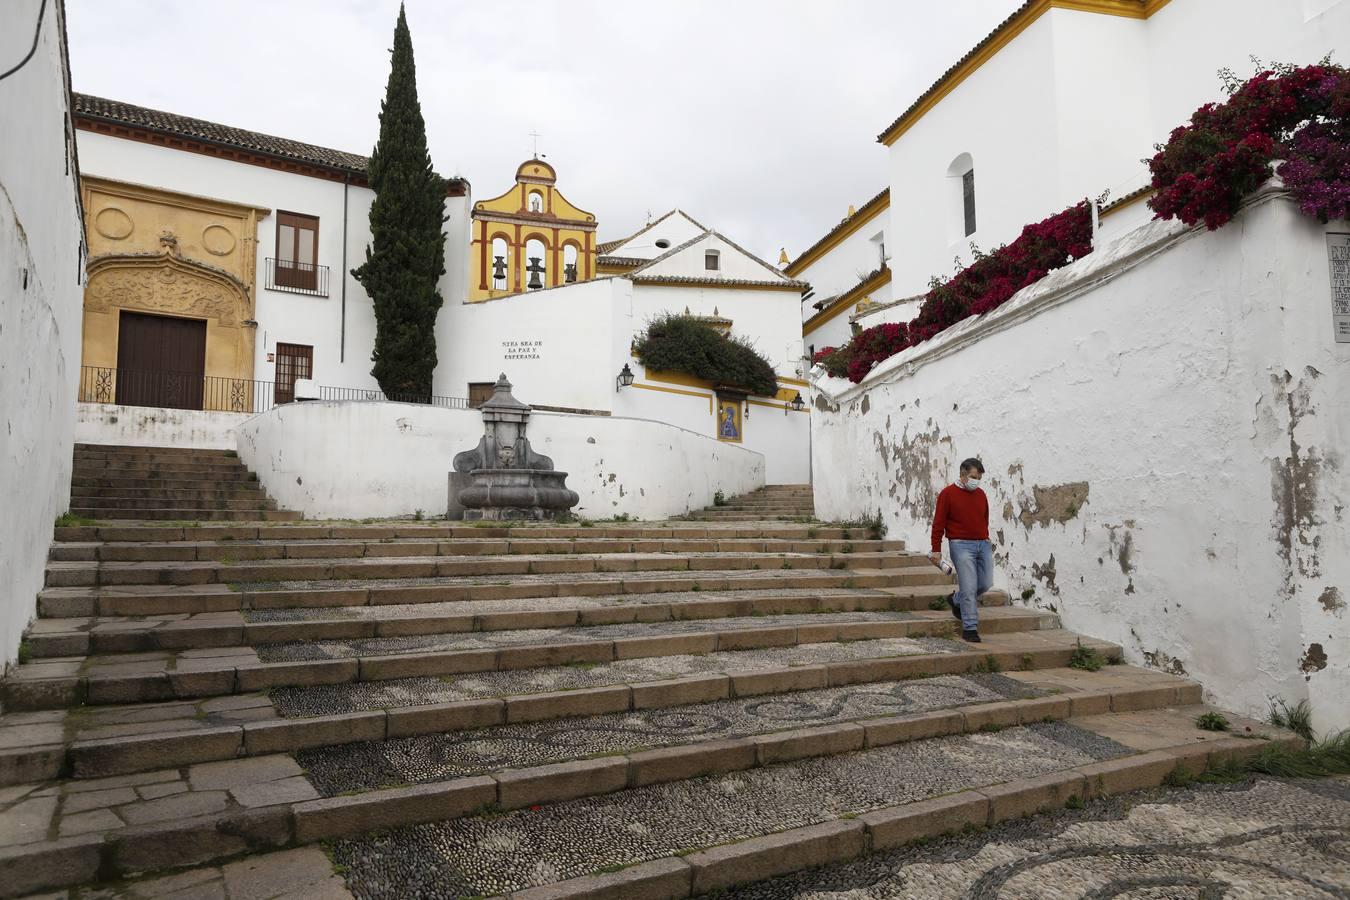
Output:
[115, 311, 207, 410]
[276, 212, 319, 291]
[274, 343, 314, 404]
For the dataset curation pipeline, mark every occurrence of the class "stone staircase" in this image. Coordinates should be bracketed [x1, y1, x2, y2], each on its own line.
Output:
[68, 443, 300, 522]
[0, 513, 1296, 897]
[688, 484, 815, 521]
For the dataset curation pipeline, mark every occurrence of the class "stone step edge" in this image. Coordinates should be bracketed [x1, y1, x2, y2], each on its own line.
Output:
[53, 525, 881, 543]
[24, 589, 1018, 658]
[42, 552, 930, 589]
[4, 627, 1080, 784]
[38, 571, 941, 618]
[494, 729, 1300, 900]
[0, 686, 1239, 900]
[7, 611, 1057, 712]
[49, 537, 904, 561]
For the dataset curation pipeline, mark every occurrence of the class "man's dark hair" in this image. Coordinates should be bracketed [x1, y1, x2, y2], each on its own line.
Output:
[960, 458, 985, 476]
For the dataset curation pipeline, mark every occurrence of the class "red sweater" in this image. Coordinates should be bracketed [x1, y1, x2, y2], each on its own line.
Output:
[931, 484, 989, 552]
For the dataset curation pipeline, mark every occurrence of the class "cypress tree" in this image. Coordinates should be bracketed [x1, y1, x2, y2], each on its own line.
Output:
[353, 3, 447, 398]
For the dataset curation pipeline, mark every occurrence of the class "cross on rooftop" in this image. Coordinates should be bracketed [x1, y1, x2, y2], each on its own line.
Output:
[530, 130, 542, 158]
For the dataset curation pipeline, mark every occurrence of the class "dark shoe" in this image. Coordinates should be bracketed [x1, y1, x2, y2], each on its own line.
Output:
[948, 594, 961, 621]
[961, 629, 982, 643]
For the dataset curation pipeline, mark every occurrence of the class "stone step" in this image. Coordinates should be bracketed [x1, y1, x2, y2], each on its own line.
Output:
[1, 607, 1053, 784]
[66, 508, 304, 523]
[75, 443, 240, 457]
[65, 488, 271, 504]
[43, 550, 939, 589]
[47, 536, 905, 563]
[22, 585, 1006, 656]
[70, 466, 260, 482]
[37, 570, 957, 619]
[2, 607, 1058, 711]
[70, 476, 263, 492]
[51, 523, 881, 543]
[67, 495, 278, 512]
[0, 695, 1282, 898]
[73, 450, 250, 466]
[689, 513, 815, 521]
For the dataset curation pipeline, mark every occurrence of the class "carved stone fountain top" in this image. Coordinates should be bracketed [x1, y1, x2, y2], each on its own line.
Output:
[452, 373, 555, 474]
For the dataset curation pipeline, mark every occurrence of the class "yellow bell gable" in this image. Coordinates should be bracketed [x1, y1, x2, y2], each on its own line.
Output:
[469, 159, 598, 301]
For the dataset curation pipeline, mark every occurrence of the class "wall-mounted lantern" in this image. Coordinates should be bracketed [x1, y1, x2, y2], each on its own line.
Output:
[615, 364, 635, 392]
[786, 391, 805, 414]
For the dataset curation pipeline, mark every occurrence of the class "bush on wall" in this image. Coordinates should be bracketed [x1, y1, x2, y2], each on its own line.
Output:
[634, 314, 779, 397]
[1148, 62, 1350, 229]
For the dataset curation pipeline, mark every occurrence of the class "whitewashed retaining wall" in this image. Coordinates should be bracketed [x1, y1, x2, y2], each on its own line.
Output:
[811, 189, 1350, 734]
[237, 400, 763, 520]
[0, 1, 84, 668]
[75, 404, 250, 450]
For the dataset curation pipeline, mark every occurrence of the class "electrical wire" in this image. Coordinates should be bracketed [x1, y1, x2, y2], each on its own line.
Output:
[0, 0, 49, 83]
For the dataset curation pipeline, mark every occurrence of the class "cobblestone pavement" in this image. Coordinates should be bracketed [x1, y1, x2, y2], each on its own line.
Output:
[244, 587, 891, 622]
[298, 673, 1039, 794]
[255, 611, 940, 662]
[718, 776, 1350, 899]
[268, 635, 958, 716]
[330, 722, 1128, 898]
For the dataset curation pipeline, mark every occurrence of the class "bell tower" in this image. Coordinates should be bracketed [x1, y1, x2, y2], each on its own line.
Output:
[469, 159, 598, 301]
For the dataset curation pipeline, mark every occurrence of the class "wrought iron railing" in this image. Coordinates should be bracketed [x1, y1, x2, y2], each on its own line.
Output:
[265, 257, 329, 297]
[79, 366, 468, 414]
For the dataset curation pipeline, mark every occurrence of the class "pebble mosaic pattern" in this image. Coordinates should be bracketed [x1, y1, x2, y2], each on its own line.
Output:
[255, 611, 929, 662]
[717, 776, 1350, 899]
[330, 722, 1128, 898]
[299, 673, 1039, 794]
[244, 587, 892, 623]
[268, 635, 959, 717]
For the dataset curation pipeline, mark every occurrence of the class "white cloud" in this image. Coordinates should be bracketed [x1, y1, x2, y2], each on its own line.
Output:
[65, 0, 1014, 262]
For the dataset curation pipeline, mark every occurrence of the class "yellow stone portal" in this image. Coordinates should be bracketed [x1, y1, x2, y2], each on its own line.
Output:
[469, 159, 598, 301]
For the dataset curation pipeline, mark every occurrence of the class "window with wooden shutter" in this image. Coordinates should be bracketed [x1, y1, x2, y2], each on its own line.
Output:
[274, 342, 314, 404]
[276, 212, 319, 291]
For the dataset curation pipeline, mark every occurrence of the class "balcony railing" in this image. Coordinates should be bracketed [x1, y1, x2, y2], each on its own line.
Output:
[79, 366, 469, 414]
[265, 257, 329, 297]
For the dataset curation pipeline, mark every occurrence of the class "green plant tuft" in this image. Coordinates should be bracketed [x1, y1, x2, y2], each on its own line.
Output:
[54, 512, 95, 528]
[1195, 711, 1231, 732]
[16, 641, 33, 664]
[713, 490, 727, 507]
[1268, 697, 1315, 742]
[1068, 639, 1106, 672]
[928, 597, 950, 611]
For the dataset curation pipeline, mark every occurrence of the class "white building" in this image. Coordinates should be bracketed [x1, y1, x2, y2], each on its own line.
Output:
[877, 0, 1350, 297]
[70, 97, 811, 487]
[1, 0, 86, 666]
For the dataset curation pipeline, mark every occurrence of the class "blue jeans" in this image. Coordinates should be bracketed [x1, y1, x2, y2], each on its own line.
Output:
[949, 539, 993, 631]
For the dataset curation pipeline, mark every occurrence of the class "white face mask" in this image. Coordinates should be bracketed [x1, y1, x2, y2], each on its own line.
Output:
[962, 477, 981, 491]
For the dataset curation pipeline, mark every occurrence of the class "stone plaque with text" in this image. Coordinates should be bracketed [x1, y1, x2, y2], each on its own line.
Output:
[1329, 233, 1350, 343]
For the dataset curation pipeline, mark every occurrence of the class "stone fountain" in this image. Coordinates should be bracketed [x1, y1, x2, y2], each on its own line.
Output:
[449, 374, 579, 521]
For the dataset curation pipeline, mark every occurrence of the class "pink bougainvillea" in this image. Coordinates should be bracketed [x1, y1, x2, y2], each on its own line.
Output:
[826, 201, 1093, 384]
[1149, 63, 1350, 229]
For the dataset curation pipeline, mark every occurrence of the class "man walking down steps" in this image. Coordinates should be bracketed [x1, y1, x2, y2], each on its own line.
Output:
[930, 457, 992, 643]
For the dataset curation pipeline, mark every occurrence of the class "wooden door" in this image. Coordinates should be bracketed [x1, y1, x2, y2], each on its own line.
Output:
[468, 382, 495, 408]
[274, 343, 313, 404]
[115, 311, 207, 410]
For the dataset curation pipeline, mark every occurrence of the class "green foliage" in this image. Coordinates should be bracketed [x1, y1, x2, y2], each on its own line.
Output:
[1064, 794, 1085, 810]
[633, 314, 778, 396]
[1068, 639, 1106, 672]
[928, 597, 950, 611]
[1195, 711, 1231, 732]
[713, 490, 727, 507]
[54, 512, 95, 528]
[352, 4, 448, 397]
[1268, 697, 1315, 741]
[975, 655, 1002, 674]
[1204, 730, 1350, 781]
[16, 641, 32, 664]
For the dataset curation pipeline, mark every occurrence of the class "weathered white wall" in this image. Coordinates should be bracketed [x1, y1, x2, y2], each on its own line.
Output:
[637, 233, 790, 282]
[795, 203, 890, 319]
[0, 0, 84, 667]
[237, 400, 763, 520]
[74, 404, 249, 450]
[74, 130, 471, 396]
[604, 211, 706, 261]
[811, 190, 1350, 733]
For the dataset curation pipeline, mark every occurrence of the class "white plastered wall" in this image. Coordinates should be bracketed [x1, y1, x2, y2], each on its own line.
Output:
[74, 404, 249, 450]
[811, 191, 1350, 733]
[236, 400, 763, 520]
[0, 0, 85, 667]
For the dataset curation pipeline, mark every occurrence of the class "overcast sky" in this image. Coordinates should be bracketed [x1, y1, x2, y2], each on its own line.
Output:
[66, 0, 1014, 262]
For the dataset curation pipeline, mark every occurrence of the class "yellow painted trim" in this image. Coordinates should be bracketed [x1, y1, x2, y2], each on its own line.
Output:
[784, 194, 889, 277]
[633, 278, 802, 292]
[879, 0, 1163, 147]
[1099, 189, 1155, 219]
[632, 382, 715, 415]
[748, 398, 809, 413]
[802, 268, 892, 339]
[779, 375, 809, 387]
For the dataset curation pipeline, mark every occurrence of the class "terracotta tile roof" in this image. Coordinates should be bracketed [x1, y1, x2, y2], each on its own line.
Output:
[784, 188, 889, 276]
[73, 92, 467, 190]
[630, 274, 809, 290]
[596, 255, 647, 268]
